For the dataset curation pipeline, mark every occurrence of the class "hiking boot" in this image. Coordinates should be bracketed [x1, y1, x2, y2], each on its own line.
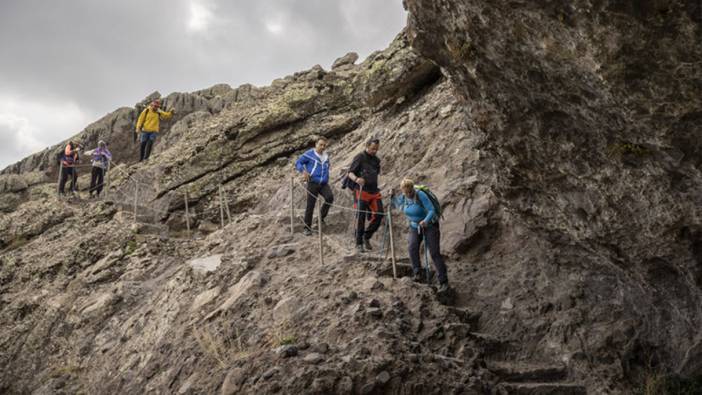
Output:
[356, 244, 365, 254]
[437, 283, 449, 293]
[412, 273, 423, 283]
[363, 238, 373, 251]
[303, 228, 312, 236]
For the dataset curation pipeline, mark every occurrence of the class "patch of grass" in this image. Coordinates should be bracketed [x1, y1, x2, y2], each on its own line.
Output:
[193, 326, 248, 369]
[607, 142, 652, 158]
[278, 335, 297, 346]
[268, 320, 298, 347]
[123, 238, 137, 256]
[49, 364, 82, 378]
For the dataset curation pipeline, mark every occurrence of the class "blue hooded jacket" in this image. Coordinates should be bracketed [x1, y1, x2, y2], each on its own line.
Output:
[392, 189, 437, 229]
[295, 149, 330, 184]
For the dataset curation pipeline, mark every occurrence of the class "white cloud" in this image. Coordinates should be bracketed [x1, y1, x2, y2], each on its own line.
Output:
[0, 95, 91, 168]
[265, 19, 284, 35]
[187, 0, 215, 33]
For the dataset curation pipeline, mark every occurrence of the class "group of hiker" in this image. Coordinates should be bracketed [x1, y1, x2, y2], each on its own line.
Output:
[56, 100, 448, 292]
[57, 99, 173, 196]
[295, 137, 449, 293]
[58, 140, 113, 197]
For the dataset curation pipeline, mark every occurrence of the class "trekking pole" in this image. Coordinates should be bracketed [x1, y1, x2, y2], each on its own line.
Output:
[56, 161, 63, 196]
[318, 198, 324, 265]
[355, 185, 364, 243]
[222, 185, 232, 224]
[379, 211, 388, 260]
[290, 173, 294, 235]
[218, 184, 225, 229]
[184, 190, 191, 238]
[387, 202, 397, 279]
[422, 227, 431, 283]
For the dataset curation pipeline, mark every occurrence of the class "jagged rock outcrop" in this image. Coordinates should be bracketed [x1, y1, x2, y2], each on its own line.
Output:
[404, 0, 702, 392]
[1, 3, 701, 393]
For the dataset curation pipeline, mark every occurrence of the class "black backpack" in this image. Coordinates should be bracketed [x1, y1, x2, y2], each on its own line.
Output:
[340, 173, 358, 190]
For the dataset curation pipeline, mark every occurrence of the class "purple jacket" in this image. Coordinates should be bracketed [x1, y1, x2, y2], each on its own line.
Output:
[91, 147, 112, 169]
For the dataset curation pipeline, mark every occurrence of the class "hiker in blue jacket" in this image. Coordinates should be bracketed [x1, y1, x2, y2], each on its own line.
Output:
[391, 178, 449, 293]
[295, 137, 334, 236]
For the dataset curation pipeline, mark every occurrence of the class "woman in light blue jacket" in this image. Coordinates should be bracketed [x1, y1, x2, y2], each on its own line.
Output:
[392, 178, 448, 292]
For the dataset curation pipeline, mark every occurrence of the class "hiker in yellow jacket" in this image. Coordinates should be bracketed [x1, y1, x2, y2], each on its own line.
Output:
[135, 99, 174, 161]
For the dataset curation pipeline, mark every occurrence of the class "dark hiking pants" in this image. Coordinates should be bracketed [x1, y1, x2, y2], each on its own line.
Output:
[355, 198, 383, 245]
[90, 167, 105, 196]
[59, 167, 76, 194]
[304, 182, 334, 229]
[408, 223, 448, 285]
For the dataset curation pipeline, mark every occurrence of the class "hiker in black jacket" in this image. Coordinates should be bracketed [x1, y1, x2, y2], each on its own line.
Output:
[347, 138, 383, 253]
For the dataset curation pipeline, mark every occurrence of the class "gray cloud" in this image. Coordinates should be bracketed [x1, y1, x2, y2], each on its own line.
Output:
[0, 0, 406, 169]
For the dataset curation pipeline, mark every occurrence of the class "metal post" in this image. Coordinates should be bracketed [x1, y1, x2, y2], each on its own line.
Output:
[56, 161, 63, 196]
[223, 187, 232, 225]
[133, 182, 139, 224]
[184, 190, 191, 238]
[387, 201, 397, 279]
[318, 198, 324, 265]
[290, 174, 294, 235]
[219, 184, 225, 229]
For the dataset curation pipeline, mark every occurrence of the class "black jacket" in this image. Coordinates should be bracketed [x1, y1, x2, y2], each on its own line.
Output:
[349, 151, 381, 193]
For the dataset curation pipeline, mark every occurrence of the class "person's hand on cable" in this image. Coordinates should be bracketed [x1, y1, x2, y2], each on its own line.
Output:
[419, 220, 426, 228]
[302, 170, 310, 182]
[356, 176, 366, 186]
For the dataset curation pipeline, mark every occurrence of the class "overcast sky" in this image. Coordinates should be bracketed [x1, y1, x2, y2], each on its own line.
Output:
[0, 0, 407, 169]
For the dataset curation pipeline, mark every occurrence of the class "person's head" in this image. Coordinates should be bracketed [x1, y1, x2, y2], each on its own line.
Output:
[315, 137, 328, 154]
[401, 178, 415, 197]
[150, 99, 161, 109]
[365, 138, 379, 156]
[98, 140, 106, 149]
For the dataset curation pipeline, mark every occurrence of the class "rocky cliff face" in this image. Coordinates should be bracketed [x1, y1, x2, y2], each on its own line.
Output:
[404, 0, 702, 391]
[1, 2, 701, 394]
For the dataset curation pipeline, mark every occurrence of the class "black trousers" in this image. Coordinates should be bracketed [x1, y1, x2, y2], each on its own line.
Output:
[58, 167, 76, 194]
[408, 223, 448, 284]
[304, 182, 334, 229]
[355, 198, 383, 245]
[89, 167, 105, 196]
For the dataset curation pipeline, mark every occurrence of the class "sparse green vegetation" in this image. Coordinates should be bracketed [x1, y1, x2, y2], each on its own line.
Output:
[193, 326, 249, 369]
[607, 142, 652, 158]
[124, 239, 137, 255]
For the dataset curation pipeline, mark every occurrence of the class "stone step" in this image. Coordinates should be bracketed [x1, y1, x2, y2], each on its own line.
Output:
[488, 362, 568, 383]
[446, 306, 482, 327]
[496, 382, 586, 395]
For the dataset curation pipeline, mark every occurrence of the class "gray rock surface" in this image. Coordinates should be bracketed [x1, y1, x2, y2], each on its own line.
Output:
[1, 4, 701, 393]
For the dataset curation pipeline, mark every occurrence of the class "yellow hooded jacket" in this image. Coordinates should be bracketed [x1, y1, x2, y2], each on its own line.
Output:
[136, 107, 173, 133]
